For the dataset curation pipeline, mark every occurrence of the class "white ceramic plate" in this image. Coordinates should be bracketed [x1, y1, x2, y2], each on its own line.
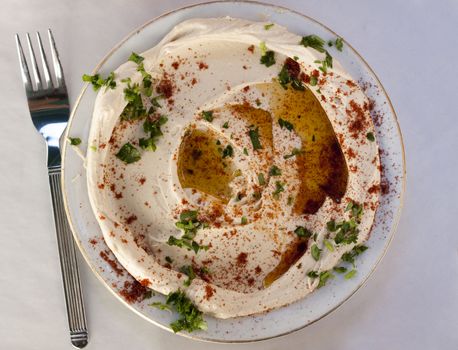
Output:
[62, 1, 405, 343]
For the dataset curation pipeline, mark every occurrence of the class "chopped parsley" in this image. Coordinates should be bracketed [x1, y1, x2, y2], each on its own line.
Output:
[222, 144, 234, 158]
[344, 269, 357, 280]
[264, 23, 274, 30]
[278, 118, 294, 131]
[164, 290, 207, 333]
[241, 216, 248, 225]
[150, 302, 172, 311]
[259, 41, 267, 55]
[116, 142, 141, 164]
[310, 76, 318, 86]
[300, 34, 334, 73]
[294, 226, 312, 239]
[140, 115, 168, 151]
[180, 265, 196, 287]
[272, 181, 285, 199]
[324, 240, 335, 252]
[327, 201, 363, 245]
[120, 81, 146, 120]
[284, 148, 302, 159]
[167, 210, 209, 254]
[222, 121, 229, 129]
[277, 63, 305, 90]
[333, 266, 347, 274]
[335, 37, 344, 51]
[260, 50, 276, 67]
[82, 72, 116, 91]
[201, 110, 214, 122]
[143, 290, 153, 300]
[287, 196, 294, 206]
[137, 62, 153, 96]
[165, 256, 173, 264]
[68, 137, 81, 146]
[268, 165, 282, 176]
[128, 52, 144, 64]
[317, 270, 334, 288]
[366, 132, 375, 142]
[341, 245, 368, 266]
[307, 271, 318, 278]
[311, 244, 321, 261]
[258, 173, 266, 185]
[248, 127, 262, 150]
[243, 147, 249, 156]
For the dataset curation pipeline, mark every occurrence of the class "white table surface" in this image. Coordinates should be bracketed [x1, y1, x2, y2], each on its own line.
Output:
[1, 0, 457, 349]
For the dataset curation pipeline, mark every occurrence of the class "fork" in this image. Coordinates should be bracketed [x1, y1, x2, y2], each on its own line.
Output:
[15, 30, 88, 349]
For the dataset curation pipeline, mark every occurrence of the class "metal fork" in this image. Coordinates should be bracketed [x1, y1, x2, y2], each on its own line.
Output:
[15, 30, 88, 349]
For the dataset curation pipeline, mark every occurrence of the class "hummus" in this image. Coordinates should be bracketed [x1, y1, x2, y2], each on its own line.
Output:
[86, 18, 380, 319]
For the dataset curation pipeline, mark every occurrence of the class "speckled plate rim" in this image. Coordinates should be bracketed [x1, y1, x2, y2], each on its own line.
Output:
[61, 0, 406, 343]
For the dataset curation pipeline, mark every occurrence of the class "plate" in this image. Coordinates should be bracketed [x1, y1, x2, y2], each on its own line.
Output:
[61, 1, 405, 343]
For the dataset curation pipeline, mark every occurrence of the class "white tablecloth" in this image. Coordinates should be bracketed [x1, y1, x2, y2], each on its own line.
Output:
[1, 0, 457, 349]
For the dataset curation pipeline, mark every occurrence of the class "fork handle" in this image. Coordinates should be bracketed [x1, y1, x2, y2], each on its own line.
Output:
[48, 167, 88, 348]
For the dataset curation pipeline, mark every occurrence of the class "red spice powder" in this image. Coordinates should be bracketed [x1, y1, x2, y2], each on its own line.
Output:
[247, 45, 255, 53]
[198, 62, 208, 70]
[126, 215, 137, 225]
[237, 252, 248, 265]
[204, 284, 214, 300]
[119, 280, 148, 304]
[171, 61, 180, 70]
[100, 251, 124, 276]
[156, 78, 173, 98]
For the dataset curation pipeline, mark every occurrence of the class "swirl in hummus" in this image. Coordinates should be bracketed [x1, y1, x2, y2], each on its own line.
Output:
[86, 18, 380, 320]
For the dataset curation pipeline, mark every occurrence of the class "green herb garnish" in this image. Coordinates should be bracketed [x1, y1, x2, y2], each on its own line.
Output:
[310, 76, 318, 86]
[222, 144, 234, 158]
[258, 173, 266, 185]
[366, 132, 375, 142]
[166, 290, 207, 333]
[259, 41, 267, 55]
[128, 52, 144, 64]
[82, 72, 116, 91]
[311, 244, 321, 261]
[269, 165, 282, 176]
[341, 245, 368, 266]
[333, 266, 347, 274]
[180, 265, 196, 287]
[344, 269, 357, 279]
[248, 127, 262, 150]
[150, 302, 172, 311]
[307, 271, 319, 278]
[294, 226, 312, 239]
[317, 270, 334, 288]
[241, 216, 248, 225]
[324, 240, 334, 252]
[272, 181, 285, 199]
[243, 147, 249, 156]
[277, 63, 305, 90]
[260, 50, 276, 67]
[335, 37, 344, 51]
[116, 142, 141, 164]
[140, 115, 168, 151]
[264, 23, 274, 30]
[278, 118, 294, 131]
[68, 137, 81, 146]
[201, 110, 214, 122]
[300, 35, 326, 53]
[165, 256, 173, 264]
[327, 201, 364, 245]
[284, 148, 302, 159]
[167, 210, 208, 254]
[121, 82, 146, 120]
[222, 121, 229, 129]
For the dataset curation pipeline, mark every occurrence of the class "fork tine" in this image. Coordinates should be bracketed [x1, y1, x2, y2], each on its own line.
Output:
[26, 33, 42, 91]
[36, 32, 53, 90]
[15, 34, 33, 93]
[48, 29, 65, 88]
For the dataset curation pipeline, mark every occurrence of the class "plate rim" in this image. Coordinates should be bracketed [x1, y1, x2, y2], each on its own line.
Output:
[61, 0, 406, 343]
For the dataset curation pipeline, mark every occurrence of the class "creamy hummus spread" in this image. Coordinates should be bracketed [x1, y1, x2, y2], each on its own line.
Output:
[86, 18, 380, 319]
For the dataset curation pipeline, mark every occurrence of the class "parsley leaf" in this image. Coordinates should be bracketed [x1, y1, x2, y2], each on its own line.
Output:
[128, 52, 144, 64]
[333, 266, 347, 274]
[116, 143, 141, 164]
[284, 148, 303, 159]
[222, 121, 229, 129]
[222, 144, 234, 158]
[260, 50, 276, 67]
[294, 226, 312, 239]
[165, 256, 173, 264]
[180, 265, 196, 287]
[324, 240, 335, 252]
[311, 244, 321, 261]
[248, 127, 262, 150]
[68, 137, 81, 146]
[121, 82, 146, 120]
[165, 290, 207, 333]
[300, 35, 326, 53]
[243, 147, 249, 156]
[307, 270, 319, 278]
[317, 270, 334, 288]
[341, 245, 368, 266]
[366, 132, 375, 142]
[272, 181, 285, 199]
[140, 115, 168, 151]
[150, 302, 172, 311]
[344, 269, 357, 280]
[258, 173, 266, 185]
[269, 165, 282, 176]
[328, 201, 364, 245]
[241, 216, 248, 225]
[264, 23, 274, 30]
[82, 72, 116, 91]
[335, 37, 344, 51]
[259, 41, 267, 55]
[168, 210, 209, 254]
[201, 110, 214, 122]
[278, 118, 294, 131]
[277, 62, 305, 90]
